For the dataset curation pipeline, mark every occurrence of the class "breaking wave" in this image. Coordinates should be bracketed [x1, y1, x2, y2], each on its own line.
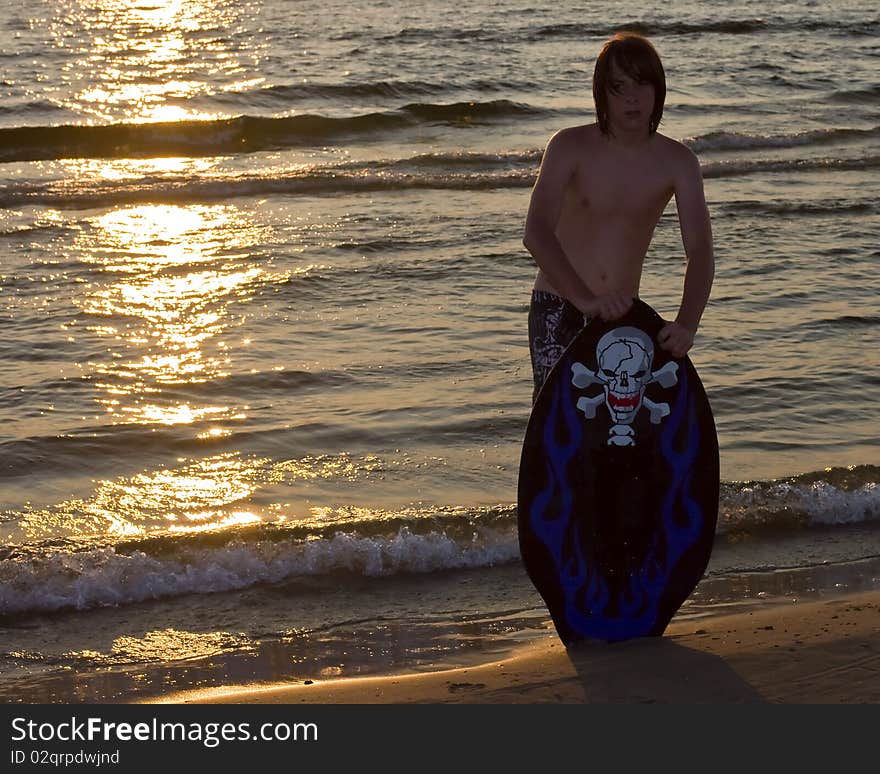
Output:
[1, 466, 876, 617]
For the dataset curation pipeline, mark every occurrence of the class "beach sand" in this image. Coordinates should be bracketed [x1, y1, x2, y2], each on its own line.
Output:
[145, 591, 880, 704]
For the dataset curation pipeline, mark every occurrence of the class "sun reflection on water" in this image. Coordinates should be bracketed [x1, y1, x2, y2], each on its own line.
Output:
[72, 202, 279, 427]
[17, 453, 278, 540]
[64, 157, 216, 184]
[43, 0, 265, 123]
[80, 203, 252, 270]
[71, 629, 254, 665]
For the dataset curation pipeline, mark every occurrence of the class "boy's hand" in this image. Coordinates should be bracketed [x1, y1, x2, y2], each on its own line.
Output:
[658, 321, 695, 359]
[580, 293, 634, 321]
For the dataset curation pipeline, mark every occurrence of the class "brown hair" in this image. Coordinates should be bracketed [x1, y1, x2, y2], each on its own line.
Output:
[592, 32, 666, 136]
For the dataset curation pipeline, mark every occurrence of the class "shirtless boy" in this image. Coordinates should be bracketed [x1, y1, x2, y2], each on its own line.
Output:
[523, 32, 714, 401]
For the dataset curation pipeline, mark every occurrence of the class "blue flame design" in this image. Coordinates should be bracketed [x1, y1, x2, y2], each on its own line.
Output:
[530, 367, 582, 565]
[659, 367, 703, 565]
[529, 360, 704, 642]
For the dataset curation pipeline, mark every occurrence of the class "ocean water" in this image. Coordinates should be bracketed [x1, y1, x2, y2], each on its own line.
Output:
[0, 0, 878, 702]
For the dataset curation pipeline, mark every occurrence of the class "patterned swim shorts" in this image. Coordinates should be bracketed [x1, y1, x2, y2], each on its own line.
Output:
[528, 290, 588, 403]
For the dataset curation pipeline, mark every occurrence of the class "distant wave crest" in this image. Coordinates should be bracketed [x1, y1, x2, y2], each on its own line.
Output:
[0, 101, 546, 164]
[686, 125, 880, 153]
[3, 150, 878, 208]
[364, 18, 878, 44]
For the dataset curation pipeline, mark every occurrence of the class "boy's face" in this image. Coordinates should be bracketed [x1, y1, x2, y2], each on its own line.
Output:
[606, 60, 655, 133]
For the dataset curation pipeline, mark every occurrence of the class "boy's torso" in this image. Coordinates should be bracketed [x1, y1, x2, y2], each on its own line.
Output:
[534, 123, 679, 298]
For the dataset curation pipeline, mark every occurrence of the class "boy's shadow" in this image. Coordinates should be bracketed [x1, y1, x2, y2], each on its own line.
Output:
[564, 637, 766, 703]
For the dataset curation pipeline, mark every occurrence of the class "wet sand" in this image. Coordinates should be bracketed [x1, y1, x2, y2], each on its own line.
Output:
[146, 591, 880, 704]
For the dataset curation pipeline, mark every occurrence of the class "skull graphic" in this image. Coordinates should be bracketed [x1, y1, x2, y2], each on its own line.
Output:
[571, 326, 679, 446]
[596, 327, 655, 424]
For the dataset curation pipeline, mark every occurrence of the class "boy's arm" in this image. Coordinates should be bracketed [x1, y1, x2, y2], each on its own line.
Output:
[658, 146, 715, 357]
[523, 130, 631, 320]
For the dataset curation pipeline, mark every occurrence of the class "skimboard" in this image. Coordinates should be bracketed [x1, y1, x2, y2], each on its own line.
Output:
[518, 298, 719, 644]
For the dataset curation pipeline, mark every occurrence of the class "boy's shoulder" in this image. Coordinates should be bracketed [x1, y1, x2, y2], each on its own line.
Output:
[548, 122, 599, 145]
[649, 133, 702, 185]
[653, 132, 699, 164]
[543, 123, 600, 160]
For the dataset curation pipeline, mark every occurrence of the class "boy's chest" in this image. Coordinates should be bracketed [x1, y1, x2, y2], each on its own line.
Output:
[568, 157, 674, 218]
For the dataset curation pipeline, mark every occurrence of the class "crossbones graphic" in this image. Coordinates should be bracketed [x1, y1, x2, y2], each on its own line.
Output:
[571, 326, 678, 446]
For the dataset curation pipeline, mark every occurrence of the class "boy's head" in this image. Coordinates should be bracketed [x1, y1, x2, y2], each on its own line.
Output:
[593, 33, 666, 136]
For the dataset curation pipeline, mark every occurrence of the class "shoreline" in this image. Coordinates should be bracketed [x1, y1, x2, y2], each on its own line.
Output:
[145, 590, 880, 704]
